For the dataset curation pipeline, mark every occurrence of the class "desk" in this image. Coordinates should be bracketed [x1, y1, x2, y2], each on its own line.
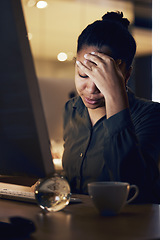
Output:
[0, 195, 160, 240]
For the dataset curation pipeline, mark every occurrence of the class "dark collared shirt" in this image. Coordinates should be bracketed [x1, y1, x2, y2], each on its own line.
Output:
[62, 88, 160, 203]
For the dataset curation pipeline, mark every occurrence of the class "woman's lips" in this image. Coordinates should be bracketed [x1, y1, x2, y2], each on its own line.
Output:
[84, 97, 99, 105]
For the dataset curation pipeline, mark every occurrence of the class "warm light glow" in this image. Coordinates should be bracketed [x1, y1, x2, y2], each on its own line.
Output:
[53, 158, 62, 170]
[27, 32, 32, 40]
[55, 196, 60, 201]
[152, 0, 160, 102]
[36, 1, 48, 9]
[57, 52, 67, 62]
[27, 0, 36, 7]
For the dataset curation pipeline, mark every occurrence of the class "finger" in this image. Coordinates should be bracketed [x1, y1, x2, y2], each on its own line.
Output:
[76, 60, 92, 77]
[84, 52, 105, 66]
[84, 51, 111, 61]
[84, 53, 115, 70]
[84, 59, 96, 71]
[98, 53, 122, 69]
[90, 51, 115, 62]
[85, 52, 122, 68]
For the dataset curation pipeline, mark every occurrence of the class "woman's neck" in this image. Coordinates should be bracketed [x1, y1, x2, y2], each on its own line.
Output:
[88, 107, 106, 126]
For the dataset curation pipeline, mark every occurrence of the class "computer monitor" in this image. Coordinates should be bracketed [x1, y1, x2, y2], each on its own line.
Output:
[0, 0, 55, 182]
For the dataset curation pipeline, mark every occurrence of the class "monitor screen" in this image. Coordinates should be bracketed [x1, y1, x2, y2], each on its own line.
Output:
[0, 0, 55, 180]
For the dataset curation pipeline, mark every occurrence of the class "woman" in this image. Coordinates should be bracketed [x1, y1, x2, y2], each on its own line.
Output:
[62, 11, 160, 203]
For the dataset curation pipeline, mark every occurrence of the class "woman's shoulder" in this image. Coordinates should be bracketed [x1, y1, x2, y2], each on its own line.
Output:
[129, 90, 160, 129]
[133, 95, 160, 115]
[128, 88, 160, 115]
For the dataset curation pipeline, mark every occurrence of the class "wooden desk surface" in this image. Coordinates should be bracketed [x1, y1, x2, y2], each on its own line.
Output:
[0, 194, 160, 240]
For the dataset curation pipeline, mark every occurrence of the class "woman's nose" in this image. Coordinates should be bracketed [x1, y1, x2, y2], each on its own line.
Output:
[86, 79, 99, 94]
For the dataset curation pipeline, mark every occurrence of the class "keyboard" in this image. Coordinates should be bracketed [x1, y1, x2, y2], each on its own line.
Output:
[0, 182, 36, 203]
[0, 182, 82, 204]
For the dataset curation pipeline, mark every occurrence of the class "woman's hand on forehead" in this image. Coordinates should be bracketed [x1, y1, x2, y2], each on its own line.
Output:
[84, 51, 122, 68]
[76, 51, 124, 97]
[76, 51, 129, 118]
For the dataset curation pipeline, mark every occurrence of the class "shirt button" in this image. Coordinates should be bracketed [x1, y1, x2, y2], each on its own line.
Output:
[80, 153, 83, 157]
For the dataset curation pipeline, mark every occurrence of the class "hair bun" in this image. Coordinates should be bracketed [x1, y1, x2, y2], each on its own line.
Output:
[102, 11, 130, 29]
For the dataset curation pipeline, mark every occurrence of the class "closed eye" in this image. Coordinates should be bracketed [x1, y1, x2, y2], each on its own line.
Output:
[79, 74, 88, 79]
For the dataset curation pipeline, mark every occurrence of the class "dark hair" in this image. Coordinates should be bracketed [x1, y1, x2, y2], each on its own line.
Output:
[77, 11, 136, 69]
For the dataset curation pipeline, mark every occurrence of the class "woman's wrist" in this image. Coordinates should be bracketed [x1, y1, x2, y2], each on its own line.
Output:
[105, 89, 129, 119]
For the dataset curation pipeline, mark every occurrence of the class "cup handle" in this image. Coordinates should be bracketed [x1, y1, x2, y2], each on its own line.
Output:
[126, 185, 139, 204]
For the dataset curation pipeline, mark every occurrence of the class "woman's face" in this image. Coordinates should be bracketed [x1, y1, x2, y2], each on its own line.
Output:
[75, 45, 129, 110]
[75, 46, 106, 109]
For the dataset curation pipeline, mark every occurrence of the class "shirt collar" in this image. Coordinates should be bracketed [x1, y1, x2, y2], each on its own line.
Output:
[72, 96, 86, 116]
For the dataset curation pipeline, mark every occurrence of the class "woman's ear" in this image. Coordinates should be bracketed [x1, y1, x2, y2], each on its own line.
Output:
[125, 66, 132, 85]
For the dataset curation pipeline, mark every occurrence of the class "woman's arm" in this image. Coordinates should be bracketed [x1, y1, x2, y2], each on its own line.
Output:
[103, 106, 160, 203]
[75, 52, 160, 202]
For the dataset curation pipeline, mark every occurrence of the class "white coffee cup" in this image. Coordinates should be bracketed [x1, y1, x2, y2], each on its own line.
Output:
[88, 181, 139, 216]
